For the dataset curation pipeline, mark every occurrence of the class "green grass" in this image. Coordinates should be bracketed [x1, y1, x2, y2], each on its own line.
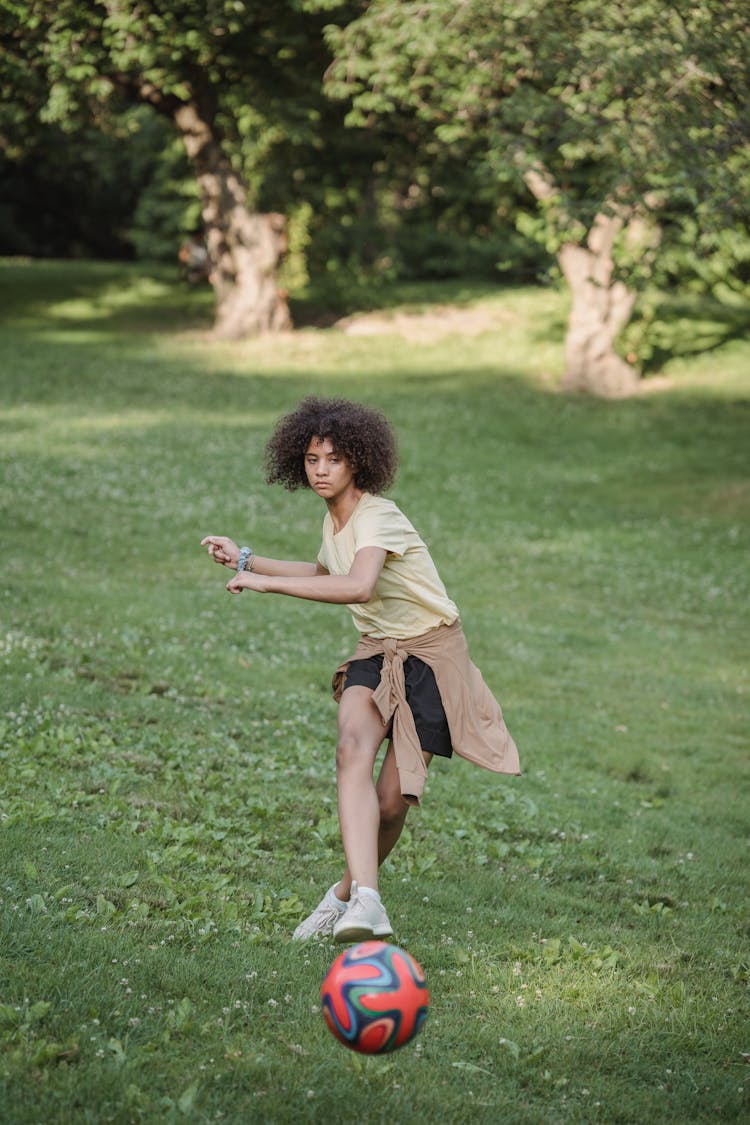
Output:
[1, 259, 749, 1124]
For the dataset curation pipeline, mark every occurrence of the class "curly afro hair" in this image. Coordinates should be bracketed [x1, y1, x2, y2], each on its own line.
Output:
[264, 397, 398, 494]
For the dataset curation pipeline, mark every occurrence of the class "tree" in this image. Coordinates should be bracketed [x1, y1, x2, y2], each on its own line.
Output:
[0, 107, 182, 258]
[325, 0, 750, 395]
[1, 0, 362, 337]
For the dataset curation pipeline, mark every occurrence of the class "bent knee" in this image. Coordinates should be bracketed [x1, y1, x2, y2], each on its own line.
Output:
[336, 731, 372, 772]
[378, 791, 408, 827]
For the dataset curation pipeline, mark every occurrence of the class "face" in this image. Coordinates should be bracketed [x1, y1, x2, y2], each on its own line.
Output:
[304, 436, 356, 500]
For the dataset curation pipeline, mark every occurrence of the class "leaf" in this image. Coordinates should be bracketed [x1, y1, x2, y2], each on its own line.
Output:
[108, 1037, 127, 1065]
[451, 1060, 492, 1075]
[121, 871, 139, 888]
[23, 860, 39, 880]
[523, 1046, 546, 1067]
[32, 1039, 80, 1066]
[96, 894, 117, 917]
[168, 997, 193, 1033]
[541, 937, 562, 963]
[498, 1038, 521, 1059]
[594, 947, 622, 971]
[0, 1004, 19, 1028]
[276, 895, 302, 917]
[567, 937, 587, 959]
[418, 853, 438, 874]
[28, 1001, 52, 1023]
[27, 893, 47, 915]
[178, 1081, 199, 1115]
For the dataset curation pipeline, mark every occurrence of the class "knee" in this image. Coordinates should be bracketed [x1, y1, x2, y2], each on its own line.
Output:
[336, 731, 367, 774]
[378, 790, 407, 829]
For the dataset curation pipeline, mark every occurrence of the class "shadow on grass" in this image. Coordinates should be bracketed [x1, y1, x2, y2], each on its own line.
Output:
[289, 275, 509, 326]
[636, 294, 750, 373]
[6, 337, 748, 512]
[4, 260, 748, 384]
[0, 259, 512, 335]
[0, 259, 214, 334]
[2, 261, 749, 427]
[1, 258, 535, 337]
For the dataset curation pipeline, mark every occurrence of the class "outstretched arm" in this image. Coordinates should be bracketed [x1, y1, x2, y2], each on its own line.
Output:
[226, 546, 387, 605]
[200, 535, 319, 578]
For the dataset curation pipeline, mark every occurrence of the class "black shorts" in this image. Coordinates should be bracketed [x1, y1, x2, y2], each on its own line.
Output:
[343, 654, 453, 758]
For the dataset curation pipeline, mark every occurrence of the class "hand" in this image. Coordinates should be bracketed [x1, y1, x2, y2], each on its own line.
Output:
[201, 535, 239, 568]
[226, 571, 267, 595]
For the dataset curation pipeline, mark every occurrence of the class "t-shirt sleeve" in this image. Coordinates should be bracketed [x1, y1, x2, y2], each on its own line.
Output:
[353, 501, 410, 557]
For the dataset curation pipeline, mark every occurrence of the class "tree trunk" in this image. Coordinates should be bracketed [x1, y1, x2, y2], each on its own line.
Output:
[174, 103, 291, 339]
[522, 166, 641, 397]
[558, 211, 639, 397]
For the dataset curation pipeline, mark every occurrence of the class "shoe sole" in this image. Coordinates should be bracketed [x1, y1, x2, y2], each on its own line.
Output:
[333, 921, 393, 944]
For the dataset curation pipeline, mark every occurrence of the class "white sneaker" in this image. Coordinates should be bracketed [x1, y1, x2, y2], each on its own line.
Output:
[292, 885, 347, 941]
[333, 881, 393, 944]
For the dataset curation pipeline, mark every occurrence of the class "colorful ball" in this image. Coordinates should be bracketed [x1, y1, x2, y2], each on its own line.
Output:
[320, 940, 429, 1054]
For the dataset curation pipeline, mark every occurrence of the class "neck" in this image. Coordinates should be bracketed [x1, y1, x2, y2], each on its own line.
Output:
[327, 487, 364, 533]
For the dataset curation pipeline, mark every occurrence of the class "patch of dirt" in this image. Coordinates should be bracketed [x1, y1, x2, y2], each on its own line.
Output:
[335, 304, 502, 342]
[635, 375, 674, 394]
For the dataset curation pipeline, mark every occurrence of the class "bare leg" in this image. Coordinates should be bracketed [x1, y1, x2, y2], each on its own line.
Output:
[334, 686, 389, 894]
[376, 742, 432, 863]
[334, 737, 432, 901]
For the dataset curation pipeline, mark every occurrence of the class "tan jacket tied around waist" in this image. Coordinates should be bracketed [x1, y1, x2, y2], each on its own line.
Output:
[332, 620, 521, 806]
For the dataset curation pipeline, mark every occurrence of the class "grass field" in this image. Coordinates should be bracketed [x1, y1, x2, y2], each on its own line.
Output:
[1, 259, 748, 1124]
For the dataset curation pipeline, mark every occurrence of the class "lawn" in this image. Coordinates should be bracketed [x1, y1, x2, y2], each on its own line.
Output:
[1, 260, 748, 1123]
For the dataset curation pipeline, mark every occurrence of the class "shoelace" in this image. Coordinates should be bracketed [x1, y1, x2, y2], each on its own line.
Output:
[299, 903, 340, 934]
[342, 894, 372, 919]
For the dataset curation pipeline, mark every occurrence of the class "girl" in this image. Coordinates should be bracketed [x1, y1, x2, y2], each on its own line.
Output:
[201, 397, 519, 943]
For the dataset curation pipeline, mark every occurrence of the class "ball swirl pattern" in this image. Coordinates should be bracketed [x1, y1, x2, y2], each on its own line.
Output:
[321, 940, 429, 1053]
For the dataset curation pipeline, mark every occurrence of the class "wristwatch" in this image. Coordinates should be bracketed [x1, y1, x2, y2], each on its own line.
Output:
[237, 546, 255, 573]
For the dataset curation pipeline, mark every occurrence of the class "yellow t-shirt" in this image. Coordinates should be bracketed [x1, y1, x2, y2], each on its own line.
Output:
[317, 493, 459, 639]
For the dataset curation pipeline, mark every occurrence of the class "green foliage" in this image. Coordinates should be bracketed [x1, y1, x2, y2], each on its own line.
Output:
[2, 0, 748, 324]
[325, 0, 750, 300]
[0, 1, 364, 250]
[0, 261, 749, 1121]
[0, 0, 549, 285]
[278, 201, 313, 292]
[128, 127, 200, 263]
[0, 109, 164, 258]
